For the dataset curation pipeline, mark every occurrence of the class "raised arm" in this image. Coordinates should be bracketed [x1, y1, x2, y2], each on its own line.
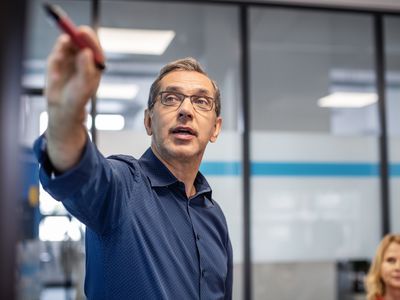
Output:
[45, 26, 104, 172]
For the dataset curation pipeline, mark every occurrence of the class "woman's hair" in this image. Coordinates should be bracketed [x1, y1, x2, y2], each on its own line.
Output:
[147, 57, 221, 116]
[365, 234, 400, 300]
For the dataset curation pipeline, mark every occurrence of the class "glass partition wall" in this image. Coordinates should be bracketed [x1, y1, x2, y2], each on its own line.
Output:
[21, 1, 91, 299]
[384, 16, 400, 233]
[96, 1, 244, 298]
[249, 8, 380, 299]
[19, 1, 400, 299]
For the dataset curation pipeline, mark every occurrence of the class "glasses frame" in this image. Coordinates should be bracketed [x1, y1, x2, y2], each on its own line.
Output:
[157, 91, 215, 112]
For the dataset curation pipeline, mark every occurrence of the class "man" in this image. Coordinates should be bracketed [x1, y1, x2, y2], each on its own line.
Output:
[34, 27, 233, 299]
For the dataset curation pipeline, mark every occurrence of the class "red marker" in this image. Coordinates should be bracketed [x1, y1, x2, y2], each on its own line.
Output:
[43, 2, 106, 70]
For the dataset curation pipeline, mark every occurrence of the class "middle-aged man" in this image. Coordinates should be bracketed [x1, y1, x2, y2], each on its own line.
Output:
[33, 27, 233, 299]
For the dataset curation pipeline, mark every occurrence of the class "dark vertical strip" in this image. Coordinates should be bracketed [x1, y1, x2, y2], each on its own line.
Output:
[0, 0, 27, 299]
[90, 0, 101, 145]
[240, 5, 252, 300]
[91, 0, 100, 30]
[374, 14, 390, 235]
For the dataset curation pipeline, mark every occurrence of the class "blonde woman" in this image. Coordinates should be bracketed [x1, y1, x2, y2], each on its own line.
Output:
[365, 234, 400, 300]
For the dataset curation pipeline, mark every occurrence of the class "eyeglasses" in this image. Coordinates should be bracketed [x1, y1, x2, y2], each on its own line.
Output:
[158, 91, 215, 112]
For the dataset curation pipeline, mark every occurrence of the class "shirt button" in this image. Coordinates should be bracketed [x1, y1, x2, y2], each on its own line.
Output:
[201, 269, 206, 277]
[196, 233, 200, 240]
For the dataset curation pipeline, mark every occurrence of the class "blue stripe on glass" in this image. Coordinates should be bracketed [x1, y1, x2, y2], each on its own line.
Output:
[390, 164, 400, 176]
[251, 162, 378, 177]
[200, 162, 241, 176]
[200, 162, 400, 177]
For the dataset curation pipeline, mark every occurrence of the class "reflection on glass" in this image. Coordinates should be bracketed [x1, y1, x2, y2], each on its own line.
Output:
[250, 7, 380, 299]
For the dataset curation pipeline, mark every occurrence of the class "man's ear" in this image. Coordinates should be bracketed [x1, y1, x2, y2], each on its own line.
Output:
[210, 117, 222, 143]
[144, 109, 152, 136]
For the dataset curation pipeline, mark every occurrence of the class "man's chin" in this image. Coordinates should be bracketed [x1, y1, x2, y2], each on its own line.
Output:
[172, 148, 198, 159]
[168, 145, 203, 161]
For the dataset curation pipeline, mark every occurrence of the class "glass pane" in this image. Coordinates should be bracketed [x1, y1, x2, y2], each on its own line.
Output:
[385, 16, 400, 232]
[20, 1, 91, 300]
[97, 1, 243, 299]
[24, 0, 92, 90]
[249, 7, 379, 299]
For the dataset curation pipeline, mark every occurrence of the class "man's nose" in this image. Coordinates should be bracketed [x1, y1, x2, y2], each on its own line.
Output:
[177, 97, 194, 118]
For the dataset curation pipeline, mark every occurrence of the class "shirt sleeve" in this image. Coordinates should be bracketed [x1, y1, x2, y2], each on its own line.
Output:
[33, 134, 131, 235]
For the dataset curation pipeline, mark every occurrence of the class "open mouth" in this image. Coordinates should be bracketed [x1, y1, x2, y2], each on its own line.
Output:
[170, 126, 197, 136]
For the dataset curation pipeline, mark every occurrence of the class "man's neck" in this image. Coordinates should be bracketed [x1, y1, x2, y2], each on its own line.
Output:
[167, 160, 199, 198]
[151, 147, 202, 198]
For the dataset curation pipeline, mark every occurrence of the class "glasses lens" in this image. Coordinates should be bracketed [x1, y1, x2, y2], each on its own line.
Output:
[191, 96, 213, 111]
[159, 92, 214, 111]
[160, 92, 182, 106]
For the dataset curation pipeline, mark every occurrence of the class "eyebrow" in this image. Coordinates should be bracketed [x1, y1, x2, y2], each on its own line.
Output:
[163, 86, 212, 96]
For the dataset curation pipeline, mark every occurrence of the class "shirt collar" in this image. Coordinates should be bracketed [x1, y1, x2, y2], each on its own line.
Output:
[192, 170, 214, 206]
[138, 148, 214, 205]
[139, 148, 177, 187]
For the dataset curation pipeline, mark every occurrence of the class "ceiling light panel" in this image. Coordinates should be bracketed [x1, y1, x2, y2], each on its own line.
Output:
[97, 82, 139, 100]
[98, 27, 175, 55]
[318, 92, 378, 108]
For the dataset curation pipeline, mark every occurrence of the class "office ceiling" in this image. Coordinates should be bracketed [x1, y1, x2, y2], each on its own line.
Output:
[23, 0, 400, 134]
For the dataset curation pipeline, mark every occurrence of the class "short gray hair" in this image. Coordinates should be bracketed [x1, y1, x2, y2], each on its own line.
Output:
[147, 57, 221, 116]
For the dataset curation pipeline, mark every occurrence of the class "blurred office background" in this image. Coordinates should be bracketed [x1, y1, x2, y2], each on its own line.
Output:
[2, 0, 400, 299]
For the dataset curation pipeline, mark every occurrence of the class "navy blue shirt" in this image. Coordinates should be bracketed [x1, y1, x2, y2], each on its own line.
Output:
[34, 136, 233, 300]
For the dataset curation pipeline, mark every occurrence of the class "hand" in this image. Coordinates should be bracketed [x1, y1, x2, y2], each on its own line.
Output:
[46, 26, 104, 122]
[44, 26, 104, 172]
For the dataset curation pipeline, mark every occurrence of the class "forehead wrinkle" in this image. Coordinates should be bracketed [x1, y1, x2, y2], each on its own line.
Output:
[160, 71, 215, 96]
[163, 85, 213, 96]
